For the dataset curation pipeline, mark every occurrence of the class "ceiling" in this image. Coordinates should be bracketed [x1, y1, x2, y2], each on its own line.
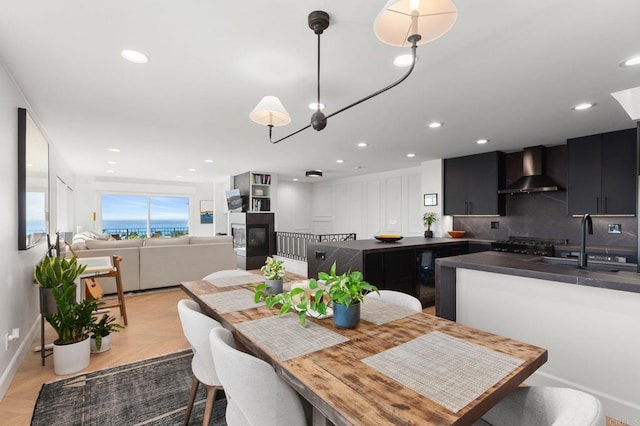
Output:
[1, 0, 639, 184]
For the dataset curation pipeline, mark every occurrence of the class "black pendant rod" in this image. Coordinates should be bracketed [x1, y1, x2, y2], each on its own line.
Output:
[317, 32, 321, 109]
[269, 12, 421, 145]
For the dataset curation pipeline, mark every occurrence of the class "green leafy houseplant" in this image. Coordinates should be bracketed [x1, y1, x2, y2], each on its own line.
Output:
[34, 256, 87, 289]
[261, 256, 285, 280]
[422, 212, 437, 231]
[34, 256, 99, 344]
[319, 262, 378, 308]
[90, 313, 124, 350]
[252, 262, 377, 326]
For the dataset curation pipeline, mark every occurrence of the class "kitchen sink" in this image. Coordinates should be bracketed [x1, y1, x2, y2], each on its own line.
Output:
[529, 256, 637, 273]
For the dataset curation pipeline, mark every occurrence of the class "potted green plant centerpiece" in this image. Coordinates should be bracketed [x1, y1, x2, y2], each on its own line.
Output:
[90, 313, 123, 353]
[261, 256, 285, 294]
[34, 256, 99, 375]
[423, 212, 437, 238]
[319, 262, 378, 329]
[253, 262, 377, 329]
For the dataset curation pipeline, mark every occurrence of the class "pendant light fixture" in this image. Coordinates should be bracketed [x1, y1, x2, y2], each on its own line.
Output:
[250, 1, 458, 144]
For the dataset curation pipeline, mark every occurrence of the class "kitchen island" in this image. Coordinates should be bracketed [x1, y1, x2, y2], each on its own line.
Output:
[436, 250, 640, 422]
[307, 236, 488, 306]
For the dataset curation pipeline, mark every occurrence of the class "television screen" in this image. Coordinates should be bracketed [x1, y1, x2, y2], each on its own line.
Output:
[225, 189, 243, 212]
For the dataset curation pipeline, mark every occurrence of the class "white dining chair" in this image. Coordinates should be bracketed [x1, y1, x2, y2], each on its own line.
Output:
[202, 269, 253, 282]
[177, 299, 225, 426]
[365, 289, 422, 312]
[474, 386, 604, 426]
[209, 327, 308, 426]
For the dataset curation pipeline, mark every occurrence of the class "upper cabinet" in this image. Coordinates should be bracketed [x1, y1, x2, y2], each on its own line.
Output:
[444, 151, 506, 215]
[567, 128, 637, 216]
[234, 172, 273, 212]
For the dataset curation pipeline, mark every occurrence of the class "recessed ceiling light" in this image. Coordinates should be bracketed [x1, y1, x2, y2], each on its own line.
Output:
[293, 178, 299, 182]
[176, 175, 183, 178]
[572, 103, 595, 111]
[309, 103, 325, 110]
[106, 170, 115, 174]
[188, 168, 196, 172]
[357, 142, 368, 148]
[476, 139, 489, 144]
[108, 148, 120, 153]
[407, 153, 416, 158]
[121, 49, 149, 64]
[336, 159, 344, 164]
[107, 161, 116, 165]
[393, 54, 415, 68]
[428, 121, 443, 128]
[305, 170, 323, 178]
[620, 55, 640, 67]
[204, 159, 214, 163]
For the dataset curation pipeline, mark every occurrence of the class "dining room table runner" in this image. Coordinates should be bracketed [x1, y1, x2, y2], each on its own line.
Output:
[361, 331, 525, 413]
[200, 288, 264, 313]
[360, 298, 419, 325]
[205, 273, 265, 288]
[235, 314, 349, 361]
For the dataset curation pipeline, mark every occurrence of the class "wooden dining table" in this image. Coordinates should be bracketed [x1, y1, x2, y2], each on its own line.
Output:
[181, 274, 547, 426]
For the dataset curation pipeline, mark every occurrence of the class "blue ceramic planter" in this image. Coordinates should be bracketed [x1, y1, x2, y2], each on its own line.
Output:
[332, 302, 360, 329]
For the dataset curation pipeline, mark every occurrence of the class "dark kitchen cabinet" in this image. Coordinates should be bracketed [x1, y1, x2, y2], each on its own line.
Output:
[444, 151, 506, 215]
[567, 128, 637, 215]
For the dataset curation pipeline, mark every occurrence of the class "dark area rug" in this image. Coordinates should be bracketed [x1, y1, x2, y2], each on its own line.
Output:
[31, 349, 227, 425]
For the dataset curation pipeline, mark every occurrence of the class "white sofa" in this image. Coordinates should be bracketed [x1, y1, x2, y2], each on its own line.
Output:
[68, 235, 236, 294]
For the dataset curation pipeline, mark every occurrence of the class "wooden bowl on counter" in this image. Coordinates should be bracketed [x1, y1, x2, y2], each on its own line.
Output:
[448, 231, 466, 238]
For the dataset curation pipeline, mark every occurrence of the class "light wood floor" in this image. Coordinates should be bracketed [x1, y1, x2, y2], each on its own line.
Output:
[0, 288, 191, 425]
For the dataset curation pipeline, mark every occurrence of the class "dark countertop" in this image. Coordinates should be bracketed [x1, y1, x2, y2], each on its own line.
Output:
[437, 251, 640, 294]
[309, 236, 470, 252]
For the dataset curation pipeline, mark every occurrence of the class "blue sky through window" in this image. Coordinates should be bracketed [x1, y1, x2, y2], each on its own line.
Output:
[102, 195, 189, 221]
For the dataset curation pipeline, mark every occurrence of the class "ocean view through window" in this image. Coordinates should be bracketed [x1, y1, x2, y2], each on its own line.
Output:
[102, 194, 189, 238]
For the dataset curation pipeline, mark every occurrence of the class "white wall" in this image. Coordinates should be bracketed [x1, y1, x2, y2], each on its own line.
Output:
[308, 166, 424, 239]
[421, 159, 451, 237]
[456, 268, 640, 421]
[72, 176, 217, 236]
[0, 61, 71, 400]
[276, 180, 312, 233]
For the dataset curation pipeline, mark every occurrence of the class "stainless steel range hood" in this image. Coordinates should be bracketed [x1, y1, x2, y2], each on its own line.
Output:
[498, 146, 563, 194]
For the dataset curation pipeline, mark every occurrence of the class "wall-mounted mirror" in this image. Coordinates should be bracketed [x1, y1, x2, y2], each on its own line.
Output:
[18, 108, 49, 250]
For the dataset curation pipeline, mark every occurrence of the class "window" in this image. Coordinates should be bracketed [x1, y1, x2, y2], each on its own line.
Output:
[101, 194, 189, 238]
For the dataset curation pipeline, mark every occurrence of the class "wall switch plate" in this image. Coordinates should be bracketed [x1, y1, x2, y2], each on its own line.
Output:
[608, 224, 622, 234]
[491, 221, 500, 229]
[315, 251, 326, 260]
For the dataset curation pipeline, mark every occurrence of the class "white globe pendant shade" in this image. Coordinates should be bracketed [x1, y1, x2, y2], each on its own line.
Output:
[375, 0, 458, 47]
[249, 96, 291, 126]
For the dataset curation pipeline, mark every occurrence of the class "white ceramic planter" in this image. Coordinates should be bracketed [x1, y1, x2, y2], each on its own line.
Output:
[53, 336, 90, 375]
[90, 334, 112, 353]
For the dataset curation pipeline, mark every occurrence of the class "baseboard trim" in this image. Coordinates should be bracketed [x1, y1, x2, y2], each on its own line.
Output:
[275, 256, 307, 278]
[0, 315, 41, 401]
[526, 370, 640, 423]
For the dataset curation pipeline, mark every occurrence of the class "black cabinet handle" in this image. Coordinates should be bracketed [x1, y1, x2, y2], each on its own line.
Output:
[596, 197, 600, 214]
[469, 202, 473, 215]
[464, 201, 468, 214]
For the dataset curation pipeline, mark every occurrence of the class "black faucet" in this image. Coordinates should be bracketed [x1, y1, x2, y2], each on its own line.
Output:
[578, 213, 593, 268]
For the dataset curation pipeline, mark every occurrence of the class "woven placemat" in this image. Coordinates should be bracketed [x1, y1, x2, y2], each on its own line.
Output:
[236, 314, 349, 361]
[208, 274, 265, 288]
[360, 299, 418, 325]
[362, 331, 524, 413]
[200, 289, 264, 313]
